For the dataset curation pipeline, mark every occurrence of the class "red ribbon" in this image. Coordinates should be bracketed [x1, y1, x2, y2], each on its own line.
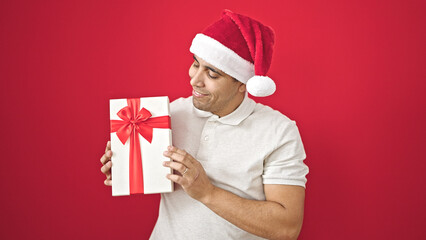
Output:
[110, 98, 171, 194]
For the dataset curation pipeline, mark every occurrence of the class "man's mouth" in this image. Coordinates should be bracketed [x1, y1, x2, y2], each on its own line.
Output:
[193, 90, 209, 97]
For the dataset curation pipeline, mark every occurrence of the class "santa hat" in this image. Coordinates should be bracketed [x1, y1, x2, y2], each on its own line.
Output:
[190, 9, 276, 97]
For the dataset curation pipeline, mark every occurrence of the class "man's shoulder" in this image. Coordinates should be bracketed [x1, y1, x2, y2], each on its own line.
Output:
[171, 96, 192, 105]
[250, 101, 295, 126]
[248, 101, 304, 150]
[170, 96, 192, 111]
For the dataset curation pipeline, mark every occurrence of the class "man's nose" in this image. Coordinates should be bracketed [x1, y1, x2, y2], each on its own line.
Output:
[190, 69, 204, 87]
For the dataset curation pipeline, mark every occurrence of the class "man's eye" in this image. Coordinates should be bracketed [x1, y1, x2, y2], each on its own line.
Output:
[208, 71, 219, 79]
[193, 62, 199, 68]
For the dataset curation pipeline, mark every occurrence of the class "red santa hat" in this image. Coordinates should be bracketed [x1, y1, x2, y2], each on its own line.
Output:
[190, 9, 276, 97]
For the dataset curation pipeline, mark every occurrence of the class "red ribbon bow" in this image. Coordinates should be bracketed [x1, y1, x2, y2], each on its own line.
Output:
[110, 98, 171, 194]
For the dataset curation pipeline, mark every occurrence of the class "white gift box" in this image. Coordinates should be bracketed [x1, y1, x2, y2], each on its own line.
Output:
[109, 96, 173, 196]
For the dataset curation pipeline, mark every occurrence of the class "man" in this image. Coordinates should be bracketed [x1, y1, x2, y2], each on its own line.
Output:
[100, 9, 308, 240]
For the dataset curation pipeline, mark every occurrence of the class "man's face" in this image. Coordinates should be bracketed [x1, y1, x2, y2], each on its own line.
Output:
[189, 55, 246, 117]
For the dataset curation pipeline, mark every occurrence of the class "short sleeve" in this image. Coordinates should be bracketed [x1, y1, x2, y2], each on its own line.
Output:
[262, 121, 309, 188]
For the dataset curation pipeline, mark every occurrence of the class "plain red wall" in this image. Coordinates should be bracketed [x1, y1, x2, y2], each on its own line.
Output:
[1, 0, 425, 239]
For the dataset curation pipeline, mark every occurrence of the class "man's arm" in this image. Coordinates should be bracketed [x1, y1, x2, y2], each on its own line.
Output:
[163, 146, 305, 240]
[203, 184, 305, 240]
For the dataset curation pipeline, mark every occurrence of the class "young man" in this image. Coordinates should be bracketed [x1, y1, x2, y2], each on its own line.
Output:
[100, 9, 308, 240]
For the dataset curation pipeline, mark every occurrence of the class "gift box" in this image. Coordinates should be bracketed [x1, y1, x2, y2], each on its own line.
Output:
[109, 96, 173, 196]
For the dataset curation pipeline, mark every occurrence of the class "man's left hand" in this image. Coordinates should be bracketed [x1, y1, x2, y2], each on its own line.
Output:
[163, 146, 215, 202]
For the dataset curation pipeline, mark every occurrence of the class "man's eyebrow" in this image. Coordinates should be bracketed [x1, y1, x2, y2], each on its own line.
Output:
[206, 66, 223, 76]
[193, 55, 223, 76]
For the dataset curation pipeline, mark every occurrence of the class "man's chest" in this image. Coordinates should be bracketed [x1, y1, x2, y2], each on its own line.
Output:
[172, 117, 269, 199]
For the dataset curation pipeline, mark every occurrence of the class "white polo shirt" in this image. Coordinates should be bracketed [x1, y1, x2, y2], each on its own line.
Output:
[150, 94, 309, 240]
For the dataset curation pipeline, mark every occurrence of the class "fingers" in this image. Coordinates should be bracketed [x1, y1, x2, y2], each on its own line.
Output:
[105, 141, 111, 153]
[166, 174, 186, 186]
[101, 141, 113, 187]
[101, 141, 112, 165]
[100, 150, 112, 165]
[163, 151, 193, 168]
[163, 151, 185, 161]
[100, 141, 112, 165]
[164, 146, 193, 166]
[163, 161, 187, 175]
[166, 172, 199, 189]
[167, 145, 186, 155]
[101, 161, 112, 175]
[104, 178, 112, 186]
[101, 160, 112, 186]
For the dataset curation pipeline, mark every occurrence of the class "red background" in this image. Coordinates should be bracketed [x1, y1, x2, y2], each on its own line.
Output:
[1, 0, 425, 239]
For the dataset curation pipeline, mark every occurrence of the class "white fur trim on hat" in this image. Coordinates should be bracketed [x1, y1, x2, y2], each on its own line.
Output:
[246, 76, 276, 97]
[190, 33, 255, 83]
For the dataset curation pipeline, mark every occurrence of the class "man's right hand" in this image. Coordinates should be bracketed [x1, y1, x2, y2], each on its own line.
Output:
[100, 141, 112, 186]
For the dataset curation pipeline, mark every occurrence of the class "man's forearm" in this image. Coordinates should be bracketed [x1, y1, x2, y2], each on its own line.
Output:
[162, 147, 305, 239]
[200, 186, 302, 240]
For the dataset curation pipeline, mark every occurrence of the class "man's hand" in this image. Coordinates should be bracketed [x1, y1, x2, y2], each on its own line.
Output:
[100, 141, 112, 186]
[163, 146, 215, 202]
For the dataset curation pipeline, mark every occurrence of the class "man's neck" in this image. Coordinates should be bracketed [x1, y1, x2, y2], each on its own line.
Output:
[214, 92, 246, 118]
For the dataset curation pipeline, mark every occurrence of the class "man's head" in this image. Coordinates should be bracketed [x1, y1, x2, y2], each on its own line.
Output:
[189, 54, 246, 117]
[189, 9, 276, 98]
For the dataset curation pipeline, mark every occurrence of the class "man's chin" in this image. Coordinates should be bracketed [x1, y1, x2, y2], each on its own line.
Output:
[192, 98, 209, 112]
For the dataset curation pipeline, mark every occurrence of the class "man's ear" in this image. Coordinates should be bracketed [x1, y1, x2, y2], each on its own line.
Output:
[239, 83, 246, 93]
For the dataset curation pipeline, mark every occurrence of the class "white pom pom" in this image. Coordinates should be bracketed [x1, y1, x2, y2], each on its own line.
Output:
[246, 76, 276, 97]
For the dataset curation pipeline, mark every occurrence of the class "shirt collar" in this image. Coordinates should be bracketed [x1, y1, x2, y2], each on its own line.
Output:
[192, 92, 256, 126]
